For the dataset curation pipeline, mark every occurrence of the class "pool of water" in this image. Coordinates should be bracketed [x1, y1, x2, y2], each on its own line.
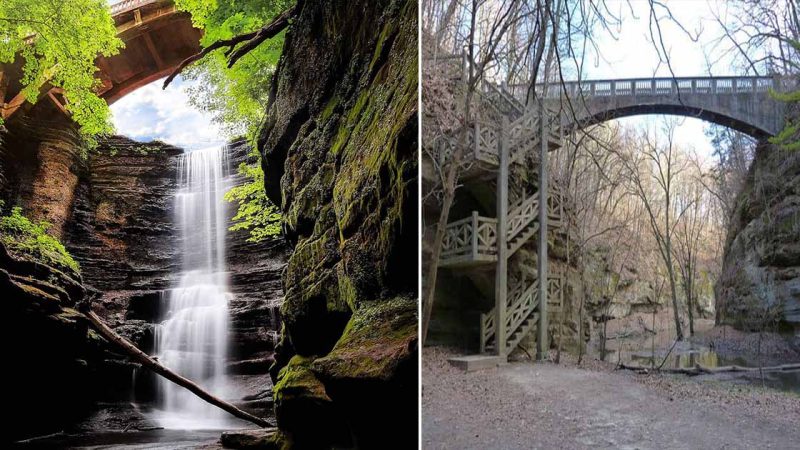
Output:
[601, 342, 800, 394]
[11, 429, 229, 449]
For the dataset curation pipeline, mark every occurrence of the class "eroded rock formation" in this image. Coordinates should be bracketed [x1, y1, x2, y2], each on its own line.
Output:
[717, 115, 800, 336]
[259, 0, 418, 447]
[1, 123, 288, 439]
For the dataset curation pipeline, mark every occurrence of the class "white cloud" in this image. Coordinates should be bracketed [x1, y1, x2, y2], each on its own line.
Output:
[110, 76, 227, 150]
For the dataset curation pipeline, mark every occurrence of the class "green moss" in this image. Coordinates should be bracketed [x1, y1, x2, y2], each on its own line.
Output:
[273, 354, 330, 402]
[311, 297, 417, 381]
[0, 205, 80, 274]
[320, 94, 340, 122]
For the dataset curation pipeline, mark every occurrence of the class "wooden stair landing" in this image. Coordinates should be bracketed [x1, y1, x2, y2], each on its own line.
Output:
[448, 354, 508, 372]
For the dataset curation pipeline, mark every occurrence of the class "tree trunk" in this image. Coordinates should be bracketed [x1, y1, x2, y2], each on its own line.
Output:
[421, 165, 457, 346]
[687, 274, 695, 336]
[667, 263, 684, 341]
[81, 308, 273, 428]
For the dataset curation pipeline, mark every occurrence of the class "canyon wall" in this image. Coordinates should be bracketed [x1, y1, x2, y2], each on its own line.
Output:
[1, 122, 287, 439]
[717, 124, 800, 336]
[258, 0, 419, 447]
[63, 137, 287, 416]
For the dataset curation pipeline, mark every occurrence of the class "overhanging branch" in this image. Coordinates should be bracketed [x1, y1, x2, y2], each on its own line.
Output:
[163, 4, 297, 90]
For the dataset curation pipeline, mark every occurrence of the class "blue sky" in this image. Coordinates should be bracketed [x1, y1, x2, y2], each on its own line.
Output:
[110, 76, 226, 150]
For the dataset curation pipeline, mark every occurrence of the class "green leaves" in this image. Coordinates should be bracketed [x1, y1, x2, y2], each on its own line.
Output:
[767, 39, 800, 151]
[0, 0, 123, 142]
[0, 206, 80, 274]
[176, 0, 292, 137]
[224, 155, 282, 243]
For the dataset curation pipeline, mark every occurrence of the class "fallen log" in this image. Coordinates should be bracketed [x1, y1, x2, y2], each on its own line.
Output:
[80, 307, 272, 428]
[618, 362, 800, 376]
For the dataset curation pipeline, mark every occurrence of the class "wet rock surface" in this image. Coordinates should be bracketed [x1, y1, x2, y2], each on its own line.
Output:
[60, 137, 288, 421]
[1, 131, 287, 442]
[1, 242, 107, 442]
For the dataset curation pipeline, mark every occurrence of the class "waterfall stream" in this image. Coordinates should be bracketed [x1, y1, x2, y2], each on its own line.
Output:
[152, 146, 234, 429]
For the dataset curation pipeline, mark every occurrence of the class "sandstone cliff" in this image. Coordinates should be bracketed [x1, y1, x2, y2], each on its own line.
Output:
[717, 129, 800, 336]
[258, 0, 418, 447]
[1, 126, 289, 439]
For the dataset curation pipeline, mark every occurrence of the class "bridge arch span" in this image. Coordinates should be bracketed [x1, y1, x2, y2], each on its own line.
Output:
[502, 76, 790, 139]
[567, 102, 777, 139]
[0, 0, 201, 120]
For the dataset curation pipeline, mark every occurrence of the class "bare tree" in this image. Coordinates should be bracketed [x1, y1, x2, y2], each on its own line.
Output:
[673, 159, 709, 336]
[620, 120, 691, 341]
[421, 0, 530, 345]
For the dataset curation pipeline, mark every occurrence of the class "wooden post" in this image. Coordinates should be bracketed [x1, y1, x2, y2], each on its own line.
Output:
[537, 102, 549, 361]
[471, 211, 479, 260]
[474, 121, 480, 160]
[495, 117, 509, 357]
[479, 313, 486, 354]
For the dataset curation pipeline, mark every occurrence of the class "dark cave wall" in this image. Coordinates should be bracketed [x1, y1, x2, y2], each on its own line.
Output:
[258, 0, 418, 447]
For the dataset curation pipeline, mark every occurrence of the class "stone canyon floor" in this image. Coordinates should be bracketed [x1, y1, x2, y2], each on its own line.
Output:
[422, 346, 800, 450]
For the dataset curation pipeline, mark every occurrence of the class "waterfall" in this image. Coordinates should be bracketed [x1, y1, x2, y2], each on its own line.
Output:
[152, 146, 233, 429]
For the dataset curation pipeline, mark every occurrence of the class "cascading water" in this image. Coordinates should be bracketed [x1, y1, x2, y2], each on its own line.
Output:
[152, 146, 234, 429]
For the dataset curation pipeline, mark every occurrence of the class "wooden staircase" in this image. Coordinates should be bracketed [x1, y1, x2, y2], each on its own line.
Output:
[439, 189, 563, 267]
[431, 51, 566, 361]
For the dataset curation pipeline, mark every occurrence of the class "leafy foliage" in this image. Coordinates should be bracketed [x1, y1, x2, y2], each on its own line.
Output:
[0, 0, 122, 142]
[223, 149, 282, 242]
[0, 202, 80, 273]
[175, 0, 291, 137]
[174, 0, 291, 241]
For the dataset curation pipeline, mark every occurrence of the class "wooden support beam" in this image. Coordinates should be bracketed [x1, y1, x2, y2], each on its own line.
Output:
[116, 6, 176, 36]
[142, 32, 166, 70]
[47, 88, 69, 116]
[537, 103, 549, 361]
[1, 90, 28, 120]
[495, 117, 509, 357]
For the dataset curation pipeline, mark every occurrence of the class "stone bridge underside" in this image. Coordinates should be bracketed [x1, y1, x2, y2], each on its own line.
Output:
[506, 77, 788, 139]
[0, 0, 200, 119]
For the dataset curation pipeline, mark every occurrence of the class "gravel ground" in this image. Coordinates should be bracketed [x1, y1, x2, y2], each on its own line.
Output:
[423, 346, 800, 450]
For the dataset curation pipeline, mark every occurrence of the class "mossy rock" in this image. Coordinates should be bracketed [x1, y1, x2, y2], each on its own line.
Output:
[272, 355, 350, 447]
[311, 296, 417, 381]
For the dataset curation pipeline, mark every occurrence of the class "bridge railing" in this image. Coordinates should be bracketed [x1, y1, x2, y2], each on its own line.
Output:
[505, 76, 780, 100]
[110, 0, 157, 15]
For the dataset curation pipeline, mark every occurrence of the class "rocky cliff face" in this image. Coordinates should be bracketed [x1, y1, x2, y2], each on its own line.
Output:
[0, 113, 85, 239]
[717, 130, 800, 335]
[259, 0, 418, 447]
[1, 242, 105, 442]
[1, 124, 288, 439]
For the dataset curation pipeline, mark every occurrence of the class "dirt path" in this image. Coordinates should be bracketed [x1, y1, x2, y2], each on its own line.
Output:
[423, 347, 800, 450]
